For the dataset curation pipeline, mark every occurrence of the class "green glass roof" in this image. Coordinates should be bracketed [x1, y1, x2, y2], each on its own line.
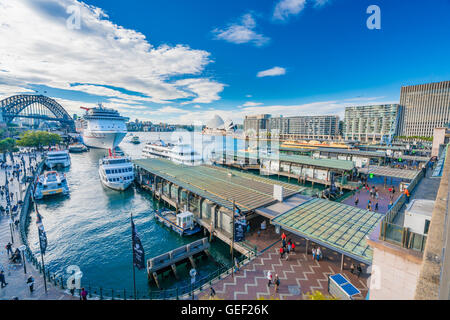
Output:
[221, 151, 355, 171]
[133, 158, 303, 213]
[272, 198, 384, 263]
[364, 166, 419, 180]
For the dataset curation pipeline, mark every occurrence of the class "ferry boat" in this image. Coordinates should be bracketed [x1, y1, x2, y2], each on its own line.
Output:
[130, 136, 140, 144]
[68, 144, 88, 153]
[142, 140, 203, 166]
[45, 149, 71, 169]
[34, 171, 70, 200]
[155, 209, 202, 236]
[98, 151, 134, 191]
[76, 104, 129, 149]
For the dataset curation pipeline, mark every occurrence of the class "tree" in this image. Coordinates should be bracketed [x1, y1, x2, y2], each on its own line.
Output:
[17, 131, 62, 150]
[0, 138, 18, 161]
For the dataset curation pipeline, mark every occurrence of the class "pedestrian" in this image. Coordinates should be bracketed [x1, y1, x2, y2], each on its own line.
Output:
[312, 247, 316, 261]
[281, 232, 286, 241]
[388, 201, 393, 210]
[27, 276, 35, 293]
[279, 246, 284, 259]
[350, 263, 355, 274]
[80, 288, 88, 300]
[234, 257, 240, 273]
[0, 271, 8, 288]
[357, 265, 363, 278]
[291, 241, 296, 252]
[316, 247, 322, 261]
[354, 197, 359, 206]
[282, 238, 286, 249]
[274, 274, 280, 293]
[287, 242, 292, 254]
[267, 271, 273, 287]
[375, 202, 379, 211]
[209, 287, 216, 299]
[5, 242, 13, 257]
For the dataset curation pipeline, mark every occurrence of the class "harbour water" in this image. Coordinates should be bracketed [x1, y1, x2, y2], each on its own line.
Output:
[26, 132, 324, 295]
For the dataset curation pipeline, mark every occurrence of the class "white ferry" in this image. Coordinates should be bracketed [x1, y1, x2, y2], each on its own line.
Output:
[34, 171, 70, 200]
[155, 209, 202, 236]
[130, 136, 140, 144]
[98, 151, 134, 191]
[142, 140, 203, 166]
[45, 149, 71, 169]
[76, 104, 129, 149]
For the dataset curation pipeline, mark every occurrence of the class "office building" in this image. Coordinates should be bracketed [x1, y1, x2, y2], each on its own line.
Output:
[399, 80, 450, 138]
[243, 114, 271, 135]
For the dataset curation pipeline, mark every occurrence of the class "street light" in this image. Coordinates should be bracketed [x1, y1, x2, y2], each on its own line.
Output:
[8, 218, 14, 244]
[18, 245, 27, 274]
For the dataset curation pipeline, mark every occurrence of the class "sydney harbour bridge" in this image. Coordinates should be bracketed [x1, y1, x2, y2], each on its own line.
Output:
[0, 95, 75, 130]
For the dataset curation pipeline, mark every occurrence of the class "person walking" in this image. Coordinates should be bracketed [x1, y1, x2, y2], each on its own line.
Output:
[26, 276, 35, 293]
[312, 247, 316, 261]
[279, 246, 284, 260]
[209, 287, 216, 299]
[274, 275, 280, 293]
[354, 197, 359, 206]
[375, 202, 379, 211]
[0, 271, 8, 288]
[350, 263, 355, 274]
[80, 288, 88, 300]
[316, 247, 322, 262]
[5, 242, 13, 257]
[357, 265, 363, 278]
[267, 271, 273, 287]
[291, 241, 296, 252]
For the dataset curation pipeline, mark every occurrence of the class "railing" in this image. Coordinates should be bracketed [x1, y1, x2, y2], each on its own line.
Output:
[378, 163, 429, 252]
[66, 251, 256, 300]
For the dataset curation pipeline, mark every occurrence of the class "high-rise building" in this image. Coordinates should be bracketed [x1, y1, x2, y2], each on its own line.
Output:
[268, 115, 339, 139]
[343, 104, 401, 143]
[399, 80, 450, 138]
[243, 114, 271, 134]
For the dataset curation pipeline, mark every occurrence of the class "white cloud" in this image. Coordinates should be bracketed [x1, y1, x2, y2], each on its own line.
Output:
[273, 0, 306, 21]
[0, 0, 224, 107]
[213, 13, 270, 47]
[313, 0, 330, 8]
[242, 101, 263, 107]
[257, 67, 286, 77]
[176, 78, 226, 104]
[245, 94, 253, 98]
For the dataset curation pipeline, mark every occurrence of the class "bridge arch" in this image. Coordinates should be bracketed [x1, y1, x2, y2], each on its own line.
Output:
[0, 95, 74, 129]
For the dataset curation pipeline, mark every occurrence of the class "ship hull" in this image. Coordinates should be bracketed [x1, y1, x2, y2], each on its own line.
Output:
[82, 131, 127, 150]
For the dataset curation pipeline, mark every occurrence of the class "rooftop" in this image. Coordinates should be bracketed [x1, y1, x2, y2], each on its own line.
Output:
[360, 166, 419, 180]
[271, 198, 384, 263]
[133, 158, 303, 213]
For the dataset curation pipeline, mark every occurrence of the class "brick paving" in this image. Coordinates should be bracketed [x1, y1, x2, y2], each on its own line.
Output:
[0, 152, 76, 300]
[199, 232, 369, 300]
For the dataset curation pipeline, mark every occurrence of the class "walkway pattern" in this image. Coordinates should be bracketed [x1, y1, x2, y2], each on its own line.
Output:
[199, 234, 369, 300]
[0, 152, 75, 300]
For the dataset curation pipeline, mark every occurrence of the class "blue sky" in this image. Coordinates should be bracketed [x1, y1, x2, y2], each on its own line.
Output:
[1, 0, 450, 124]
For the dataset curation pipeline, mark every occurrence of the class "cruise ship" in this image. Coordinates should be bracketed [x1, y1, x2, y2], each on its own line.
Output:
[76, 104, 129, 149]
[142, 140, 203, 166]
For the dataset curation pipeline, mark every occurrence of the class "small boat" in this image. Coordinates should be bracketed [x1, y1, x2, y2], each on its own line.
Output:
[130, 136, 140, 144]
[68, 144, 88, 153]
[155, 209, 202, 236]
[45, 149, 71, 169]
[98, 150, 134, 191]
[34, 171, 69, 200]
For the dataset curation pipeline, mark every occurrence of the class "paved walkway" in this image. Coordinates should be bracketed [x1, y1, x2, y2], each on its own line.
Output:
[199, 232, 369, 300]
[343, 177, 402, 214]
[0, 152, 75, 300]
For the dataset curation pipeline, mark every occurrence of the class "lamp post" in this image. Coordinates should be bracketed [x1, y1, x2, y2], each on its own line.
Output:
[18, 245, 27, 274]
[8, 217, 14, 244]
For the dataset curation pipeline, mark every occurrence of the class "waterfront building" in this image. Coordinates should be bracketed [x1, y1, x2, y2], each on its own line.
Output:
[398, 80, 450, 138]
[268, 115, 340, 140]
[343, 104, 401, 143]
[243, 114, 271, 136]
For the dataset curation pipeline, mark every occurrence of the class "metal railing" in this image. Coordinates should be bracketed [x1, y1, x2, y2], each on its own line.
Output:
[378, 163, 429, 252]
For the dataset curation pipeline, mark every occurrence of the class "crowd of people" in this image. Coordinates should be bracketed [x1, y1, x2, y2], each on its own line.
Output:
[0, 148, 42, 297]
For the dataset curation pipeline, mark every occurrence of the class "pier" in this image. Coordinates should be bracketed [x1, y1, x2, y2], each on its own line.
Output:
[147, 238, 210, 288]
[134, 158, 305, 257]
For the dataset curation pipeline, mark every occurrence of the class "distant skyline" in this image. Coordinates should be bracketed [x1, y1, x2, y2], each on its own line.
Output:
[1, 0, 450, 124]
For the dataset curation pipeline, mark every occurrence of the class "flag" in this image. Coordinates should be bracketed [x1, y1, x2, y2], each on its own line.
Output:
[131, 217, 145, 270]
[36, 210, 48, 255]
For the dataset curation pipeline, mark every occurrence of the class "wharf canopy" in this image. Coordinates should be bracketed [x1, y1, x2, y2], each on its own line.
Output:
[272, 198, 384, 263]
[133, 158, 303, 213]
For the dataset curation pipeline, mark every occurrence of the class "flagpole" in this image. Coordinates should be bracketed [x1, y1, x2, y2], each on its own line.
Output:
[131, 213, 137, 300]
[34, 197, 47, 293]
